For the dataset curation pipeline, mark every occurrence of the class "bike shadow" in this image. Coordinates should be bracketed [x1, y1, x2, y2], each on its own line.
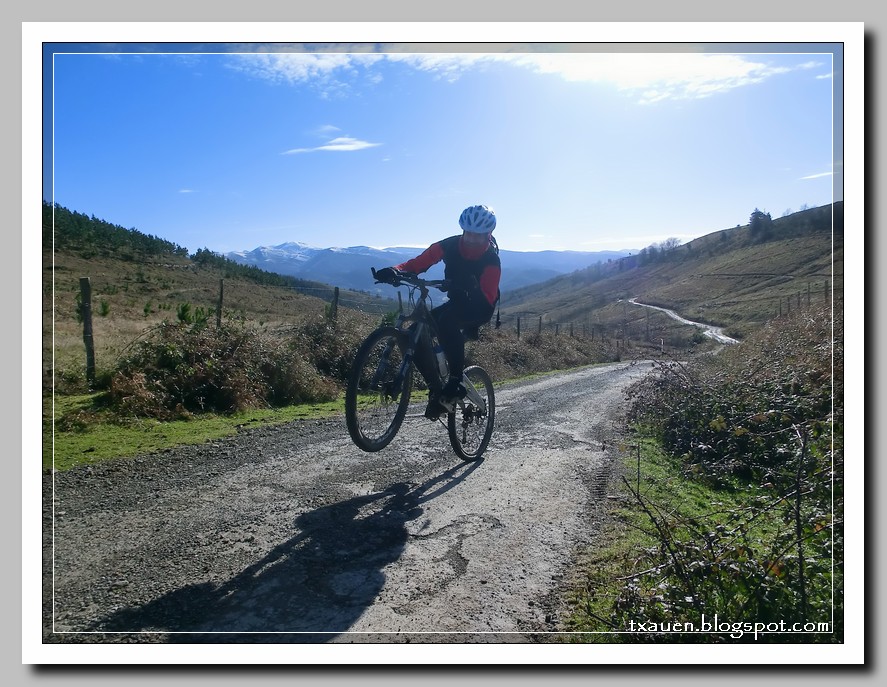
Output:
[92, 460, 482, 643]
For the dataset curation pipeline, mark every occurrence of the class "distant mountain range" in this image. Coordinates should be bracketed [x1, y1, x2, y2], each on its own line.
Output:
[225, 241, 636, 294]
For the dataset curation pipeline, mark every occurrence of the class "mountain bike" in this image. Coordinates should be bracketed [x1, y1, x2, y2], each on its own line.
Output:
[345, 269, 495, 461]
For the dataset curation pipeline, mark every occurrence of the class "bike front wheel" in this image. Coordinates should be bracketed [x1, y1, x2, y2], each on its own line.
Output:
[345, 326, 414, 452]
[447, 365, 495, 461]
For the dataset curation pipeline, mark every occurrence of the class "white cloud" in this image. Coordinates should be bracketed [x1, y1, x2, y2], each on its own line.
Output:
[231, 49, 814, 103]
[315, 124, 341, 135]
[230, 51, 372, 84]
[509, 53, 793, 104]
[800, 171, 833, 180]
[283, 136, 381, 154]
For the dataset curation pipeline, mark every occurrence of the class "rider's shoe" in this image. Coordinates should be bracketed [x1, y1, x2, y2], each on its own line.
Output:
[441, 376, 467, 401]
[437, 377, 466, 413]
[424, 392, 447, 420]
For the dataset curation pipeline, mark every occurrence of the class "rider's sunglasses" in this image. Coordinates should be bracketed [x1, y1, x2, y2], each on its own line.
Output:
[462, 231, 490, 243]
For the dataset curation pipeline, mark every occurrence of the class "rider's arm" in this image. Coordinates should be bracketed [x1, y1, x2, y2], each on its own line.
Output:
[478, 264, 501, 306]
[395, 242, 444, 275]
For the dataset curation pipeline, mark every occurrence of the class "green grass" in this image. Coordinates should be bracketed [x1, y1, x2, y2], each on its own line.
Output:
[44, 393, 345, 472]
[44, 364, 603, 472]
[560, 432, 778, 642]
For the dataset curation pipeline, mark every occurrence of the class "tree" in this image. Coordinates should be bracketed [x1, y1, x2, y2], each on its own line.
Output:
[749, 208, 773, 242]
[659, 237, 682, 251]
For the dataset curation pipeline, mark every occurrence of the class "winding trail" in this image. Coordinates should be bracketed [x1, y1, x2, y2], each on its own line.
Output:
[628, 298, 739, 345]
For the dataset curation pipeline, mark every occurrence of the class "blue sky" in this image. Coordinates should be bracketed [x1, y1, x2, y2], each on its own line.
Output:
[42, 39, 843, 255]
[24, 24, 865, 665]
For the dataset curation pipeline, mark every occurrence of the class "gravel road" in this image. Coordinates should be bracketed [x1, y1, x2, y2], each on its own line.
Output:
[42, 361, 654, 645]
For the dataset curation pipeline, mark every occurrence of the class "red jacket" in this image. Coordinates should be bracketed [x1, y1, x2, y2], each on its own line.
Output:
[396, 235, 501, 307]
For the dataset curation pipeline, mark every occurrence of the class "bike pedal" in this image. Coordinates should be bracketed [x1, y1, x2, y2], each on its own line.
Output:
[438, 398, 456, 413]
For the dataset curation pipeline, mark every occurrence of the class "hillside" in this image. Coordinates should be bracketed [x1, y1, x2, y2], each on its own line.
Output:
[499, 202, 843, 340]
[42, 203, 399, 393]
[43, 201, 843, 400]
[43, 202, 624, 401]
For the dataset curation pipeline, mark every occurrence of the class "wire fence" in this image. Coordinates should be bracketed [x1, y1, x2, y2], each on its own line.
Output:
[73, 274, 836, 384]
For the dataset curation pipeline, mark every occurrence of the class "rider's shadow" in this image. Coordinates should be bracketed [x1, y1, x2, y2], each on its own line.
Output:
[93, 460, 480, 642]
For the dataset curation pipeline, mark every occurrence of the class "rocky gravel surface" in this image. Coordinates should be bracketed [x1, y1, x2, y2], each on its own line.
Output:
[41, 361, 654, 648]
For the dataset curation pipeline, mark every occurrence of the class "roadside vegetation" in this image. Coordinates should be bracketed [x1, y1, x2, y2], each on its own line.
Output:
[45, 313, 619, 471]
[44, 202, 626, 471]
[42, 201, 843, 643]
[563, 301, 842, 643]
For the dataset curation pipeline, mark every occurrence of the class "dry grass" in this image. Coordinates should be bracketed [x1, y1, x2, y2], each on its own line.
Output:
[44, 249, 386, 393]
[500, 205, 842, 341]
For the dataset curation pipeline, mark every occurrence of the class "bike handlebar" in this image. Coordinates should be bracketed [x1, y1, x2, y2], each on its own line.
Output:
[371, 267, 449, 291]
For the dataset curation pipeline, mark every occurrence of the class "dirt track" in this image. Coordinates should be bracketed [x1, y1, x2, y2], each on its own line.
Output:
[42, 361, 654, 645]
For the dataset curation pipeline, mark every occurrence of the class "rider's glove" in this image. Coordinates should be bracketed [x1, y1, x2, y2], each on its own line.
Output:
[374, 266, 399, 284]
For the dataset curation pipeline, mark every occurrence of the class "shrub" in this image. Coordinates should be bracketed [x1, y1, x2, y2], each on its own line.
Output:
[109, 321, 337, 418]
[612, 302, 843, 641]
[626, 303, 840, 482]
[289, 311, 370, 383]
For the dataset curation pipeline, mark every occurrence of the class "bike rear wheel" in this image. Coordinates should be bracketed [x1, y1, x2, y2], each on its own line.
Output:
[447, 365, 495, 461]
[345, 326, 414, 452]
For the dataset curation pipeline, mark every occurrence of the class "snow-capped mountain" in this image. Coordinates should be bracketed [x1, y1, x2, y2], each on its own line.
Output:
[226, 242, 635, 294]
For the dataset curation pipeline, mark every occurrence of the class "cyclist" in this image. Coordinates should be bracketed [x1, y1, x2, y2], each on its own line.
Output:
[374, 204, 501, 420]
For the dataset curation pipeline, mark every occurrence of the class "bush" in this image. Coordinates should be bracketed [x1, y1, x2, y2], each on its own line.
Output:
[626, 303, 840, 482]
[109, 321, 337, 418]
[466, 326, 618, 382]
[610, 302, 843, 642]
[290, 312, 368, 383]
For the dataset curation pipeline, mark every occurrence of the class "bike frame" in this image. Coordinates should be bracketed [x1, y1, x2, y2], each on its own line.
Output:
[347, 269, 496, 459]
[381, 273, 487, 412]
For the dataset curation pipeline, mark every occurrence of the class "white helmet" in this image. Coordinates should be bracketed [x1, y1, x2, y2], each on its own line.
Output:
[459, 205, 496, 233]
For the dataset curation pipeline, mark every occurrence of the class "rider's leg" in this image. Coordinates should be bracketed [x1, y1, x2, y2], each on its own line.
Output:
[419, 303, 462, 418]
[432, 302, 466, 384]
[407, 322, 442, 393]
[404, 321, 447, 420]
[433, 300, 494, 378]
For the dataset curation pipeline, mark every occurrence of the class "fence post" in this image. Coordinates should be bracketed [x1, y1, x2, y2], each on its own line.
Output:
[516, 317, 521, 339]
[623, 300, 628, 344]
[328, 287, 339, 322]
[216, 279, 224, 328]
[538, 317, 542, 335]
[79, 277, 96, 386]
[555, 323, 559, 336]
